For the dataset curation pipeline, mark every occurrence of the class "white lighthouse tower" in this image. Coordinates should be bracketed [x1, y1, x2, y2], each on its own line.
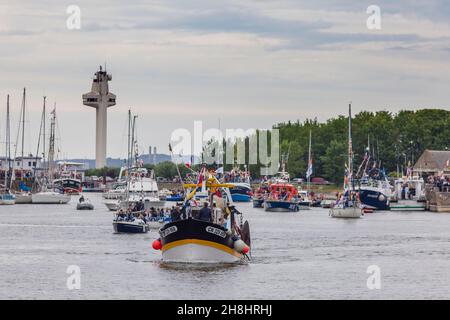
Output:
[82, 66, 116, 168]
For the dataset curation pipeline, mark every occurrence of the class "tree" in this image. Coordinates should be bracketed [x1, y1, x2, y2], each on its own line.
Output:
[320, 139, 347, 184]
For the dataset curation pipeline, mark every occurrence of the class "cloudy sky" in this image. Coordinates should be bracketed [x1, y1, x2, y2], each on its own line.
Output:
[0, 0, 449, 159]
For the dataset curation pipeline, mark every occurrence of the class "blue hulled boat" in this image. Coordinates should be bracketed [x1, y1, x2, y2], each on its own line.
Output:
[229, 183, 252, 202]
[357, 168, 392, 211]
[264, 183, 300, 212]
[264, 199, 299, 212]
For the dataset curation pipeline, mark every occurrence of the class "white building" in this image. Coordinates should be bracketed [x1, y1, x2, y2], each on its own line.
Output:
[0, 156, 42, 172]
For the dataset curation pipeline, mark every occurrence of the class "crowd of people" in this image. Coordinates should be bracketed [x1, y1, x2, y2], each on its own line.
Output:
[427, 175, 450, 192]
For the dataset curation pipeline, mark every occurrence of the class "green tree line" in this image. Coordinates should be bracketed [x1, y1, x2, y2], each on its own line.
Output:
[224, 109, 450, 183]
[86, 109, 449, 183]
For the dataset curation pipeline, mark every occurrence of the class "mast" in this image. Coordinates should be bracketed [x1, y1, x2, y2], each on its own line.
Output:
[43, 97, 46, 167]
[131, 115, 137, 166]
[127, 109, 131, 167]
[21, 88, 26, 179]
[348, 103, 354, 191]
[48, 105, 56, 185]
[307, 129, 312, 193]
[6, 95, 11, 190]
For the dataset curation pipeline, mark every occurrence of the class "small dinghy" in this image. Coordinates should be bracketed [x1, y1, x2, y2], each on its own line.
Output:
[76, 196, 94, 210]
[113, 219, 149, 233]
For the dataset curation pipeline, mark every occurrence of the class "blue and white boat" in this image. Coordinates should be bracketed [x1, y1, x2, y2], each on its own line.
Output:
[230, 183, 253, 202]
[357, 168, 392, 211]
[0, 192, 16, 205]
[166, 195, 183, 202]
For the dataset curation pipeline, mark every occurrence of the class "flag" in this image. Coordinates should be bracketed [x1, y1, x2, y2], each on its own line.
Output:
[306, 159, 313, 178]
[216, 167, 224, 174]
[197, 166, 206, 186]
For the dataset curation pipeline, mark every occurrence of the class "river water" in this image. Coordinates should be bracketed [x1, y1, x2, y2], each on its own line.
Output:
[1, 193, 450, 299]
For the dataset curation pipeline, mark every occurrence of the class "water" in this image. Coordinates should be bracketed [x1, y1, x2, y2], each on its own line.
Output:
[1, 193, 450, 299]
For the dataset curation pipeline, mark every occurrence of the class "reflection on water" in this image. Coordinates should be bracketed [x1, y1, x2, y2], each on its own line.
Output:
[159, 261, 243, 272]
[1, 193, 450, 299]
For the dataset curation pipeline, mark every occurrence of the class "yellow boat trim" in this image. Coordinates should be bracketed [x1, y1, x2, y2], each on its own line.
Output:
[162, 239, 242, 258]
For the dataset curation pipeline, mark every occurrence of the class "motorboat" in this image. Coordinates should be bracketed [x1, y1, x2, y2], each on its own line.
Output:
[113, 219, 149, 233]
[264, 183, 301, 212]
[390, 176, 426, 211]
[76, 197, 94, 210]
[104, 167, 165, 211]
[229, 183, 253, 202]
[154, 166, 251, 264]
[357, 170, 392, 211]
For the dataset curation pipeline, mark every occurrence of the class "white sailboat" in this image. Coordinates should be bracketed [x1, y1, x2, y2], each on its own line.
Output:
[0, 95, 16, 205]
[31, 106, 70, 204]
[106, 111, 164, 211]
[330, 104, 362, 219]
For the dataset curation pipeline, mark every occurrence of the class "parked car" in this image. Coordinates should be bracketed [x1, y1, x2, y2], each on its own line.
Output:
[311, 177, 331, 185]
[292, 178, 304, 184]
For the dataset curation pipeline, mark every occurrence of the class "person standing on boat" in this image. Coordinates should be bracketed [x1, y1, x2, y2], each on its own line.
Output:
[199, 202, 212, 222]
[171, 206, 182, 221]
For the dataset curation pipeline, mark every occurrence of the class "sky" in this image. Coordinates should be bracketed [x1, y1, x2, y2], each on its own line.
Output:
[0, 0, 449, 159]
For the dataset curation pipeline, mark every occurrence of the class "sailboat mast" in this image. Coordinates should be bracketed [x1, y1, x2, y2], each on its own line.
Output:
[43, 97, 46, 166]
[348, 103, 353, 191]
[48, 106, 56, 183]
[21, 88, 26, 179]
[131, 115, 137, 165]
[307, 129, 312, 192]
[6, 95, 11, 189]
[127, 109, 131, 167]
